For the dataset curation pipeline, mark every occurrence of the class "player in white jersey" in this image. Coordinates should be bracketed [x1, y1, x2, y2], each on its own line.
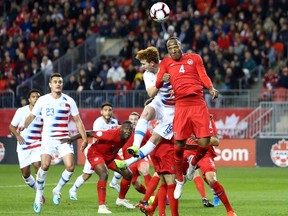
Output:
[115, 46, 174, 170]
[69, 102, 118, 200]
[19, 73, 87, 214]
[9, 89, 45, 203]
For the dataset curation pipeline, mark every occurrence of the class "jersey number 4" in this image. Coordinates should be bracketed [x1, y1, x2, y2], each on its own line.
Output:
[179, 64, 185, 73]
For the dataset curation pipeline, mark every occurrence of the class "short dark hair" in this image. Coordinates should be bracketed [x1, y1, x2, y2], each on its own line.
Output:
[28, 89, 41, 98]
[122, 120, 133, 127]
[101, 102, 113, 109]
[49, 73, 62, 82]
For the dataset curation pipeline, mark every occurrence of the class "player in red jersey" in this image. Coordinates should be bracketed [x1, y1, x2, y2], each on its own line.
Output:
[156, 37, 219, 199]
[138, 134, 179, 216]
[114, 112, 153, 209]
[64, 121, 133, 214]
[184, 115, 237, 216]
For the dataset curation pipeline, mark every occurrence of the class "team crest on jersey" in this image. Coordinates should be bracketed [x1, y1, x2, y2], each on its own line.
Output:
[96, 131, 103, 137]
[270, 139, 288, 167]
[0, 142, 5, 162]
[187, 59, 193, 65]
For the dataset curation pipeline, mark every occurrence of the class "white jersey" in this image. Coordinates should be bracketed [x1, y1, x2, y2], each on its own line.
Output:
[31, 93, 79, 139]
[10, 105, 43, 152]
[143, 70, 175, 106]
[93, 116, 119, 130]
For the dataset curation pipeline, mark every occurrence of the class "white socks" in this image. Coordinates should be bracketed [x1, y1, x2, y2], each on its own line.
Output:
[23, 175, 36, 190]
[54, 169, 73, 192]
[111, 172, 121, 185]
[35, 168, 47, 202]
[134, 119, 148, 147]
[71, 175, 85, 192]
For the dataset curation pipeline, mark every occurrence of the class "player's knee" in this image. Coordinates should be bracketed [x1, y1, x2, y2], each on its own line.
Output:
[138, 163, 150, 175]
[132, 181, 140, 189]
[82, 173, 92, 181]
[99, 171, 109, 181]
[123, 170, 132, 181]
[65, 164, 75, 172]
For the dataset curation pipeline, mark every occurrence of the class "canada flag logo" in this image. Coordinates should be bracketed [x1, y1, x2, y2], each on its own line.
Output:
[0, 142, 5, 162]
[270, 139, 288, 167]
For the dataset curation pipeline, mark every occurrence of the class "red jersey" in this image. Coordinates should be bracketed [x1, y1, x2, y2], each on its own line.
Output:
[156, 53, 212, 102]
[88, 127, 128, 162]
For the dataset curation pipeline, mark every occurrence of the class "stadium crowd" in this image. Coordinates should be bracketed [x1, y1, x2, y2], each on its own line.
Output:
[0, 0, 288, 107]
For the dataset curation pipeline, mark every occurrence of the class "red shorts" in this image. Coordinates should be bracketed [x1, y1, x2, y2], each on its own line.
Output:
[151, 143, 175, 175]
[173, 101, 212, 140]
[129, 158, 150, 182]
[183, 150, 216, 177]
[87, 151, 121, 171]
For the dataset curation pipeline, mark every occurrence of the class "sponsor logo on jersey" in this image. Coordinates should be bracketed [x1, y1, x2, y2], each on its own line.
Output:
[270, 139, 288, 167]
[0, 142, 5, 162]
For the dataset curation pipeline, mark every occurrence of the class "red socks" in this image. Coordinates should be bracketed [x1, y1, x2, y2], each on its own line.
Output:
[210, 181, 233, 212]
[174, 145, 185, 182]
[97, 180, 106, 205]
[142, 175, 160, 202]
[194, 176, 206, 198]
[119, 178, 131, 199]
[143, 174, 152, 186]
[135, 184, 146, 194]
[167, 184, 179, 216]
[157, 184, 167, 216]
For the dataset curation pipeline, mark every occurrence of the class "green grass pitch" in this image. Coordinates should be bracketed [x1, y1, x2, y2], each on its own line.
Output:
[0, 165, 287, 216]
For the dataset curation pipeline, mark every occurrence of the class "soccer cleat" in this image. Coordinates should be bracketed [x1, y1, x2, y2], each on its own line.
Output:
[33, 200, 42, 213]
[114, 159, 127, 171]
[40, 195, 45, 205]
[116, 198, 135, 209]
[174, 179, 184, 199]
[136, 200, 148, 208]
[69, 188, 78, 200]
[52, 188, 61, 205]
[186, 155, 196, 181]
[109, 181, 120, 193]
[227, 211, 237, 216]
[202, 198, 214, 207]
[127, 146, 140, 158]
[213, 196, 221, 207]
[98, 205, 112, 214]
[138, 204, 155, 216]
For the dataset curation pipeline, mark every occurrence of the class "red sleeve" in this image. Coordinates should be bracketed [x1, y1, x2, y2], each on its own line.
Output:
[155, 61, 166, 89]
[195, 55, 213, 89]
[93, 128, 119, 142]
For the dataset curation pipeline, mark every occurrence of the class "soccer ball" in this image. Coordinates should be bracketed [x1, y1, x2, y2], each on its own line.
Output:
[150, 2, 170, 23]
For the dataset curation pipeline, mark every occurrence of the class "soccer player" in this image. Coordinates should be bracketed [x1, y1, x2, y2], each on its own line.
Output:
[18, 73, 88, 213]
[9, 89, 45, 204]
[65, 121, 134, 214]
[155, 37, 219, 199]
[114, 46, 174, 173]
[184, 115, 237, 216]
[69, 102, 118, 200]
[113, 112, 152, 208]
[138, 136, 179, 216]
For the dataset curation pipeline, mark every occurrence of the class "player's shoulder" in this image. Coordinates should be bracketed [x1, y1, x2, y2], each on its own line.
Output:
[16, 105, 29, 112]
[61, 93, 75, 102]
[184, 53, 202, 60]
[110, 118, 119, 125]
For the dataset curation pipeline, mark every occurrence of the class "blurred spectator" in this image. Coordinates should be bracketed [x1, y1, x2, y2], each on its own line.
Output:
[40, 56, 53, 76]
[125, 64, 137, 86]
[64, 74, 79, 91]
[90, 76, 105, 90]
[261, 40, 275, 67]
[277, 68, 288, 89]
[132, 78, 145, 90]
[85, 60, 98, 86]
[98, 63, 109, 84]
[107, 58, 125, 84]
[76, 68, 89, 92]
[262, 68, 279, 90]
[0, 72, 8, 90]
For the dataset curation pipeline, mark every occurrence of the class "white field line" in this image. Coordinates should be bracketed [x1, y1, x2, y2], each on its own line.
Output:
[0, 181, 98, 188]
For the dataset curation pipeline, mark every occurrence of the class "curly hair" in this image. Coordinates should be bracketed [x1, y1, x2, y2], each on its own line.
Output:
[136, 46, 160, 64]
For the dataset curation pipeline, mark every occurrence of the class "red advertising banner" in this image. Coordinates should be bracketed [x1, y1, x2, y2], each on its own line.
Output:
[214, 139, 256, 167]
[0, 108, 253, 137]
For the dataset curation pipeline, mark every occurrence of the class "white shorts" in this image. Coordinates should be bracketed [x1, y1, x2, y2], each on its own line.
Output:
[83, 144, 94, 174]
[18, 146, 41, 169]
[147, 98, 174, 140]
[41, 138, 74, 158]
